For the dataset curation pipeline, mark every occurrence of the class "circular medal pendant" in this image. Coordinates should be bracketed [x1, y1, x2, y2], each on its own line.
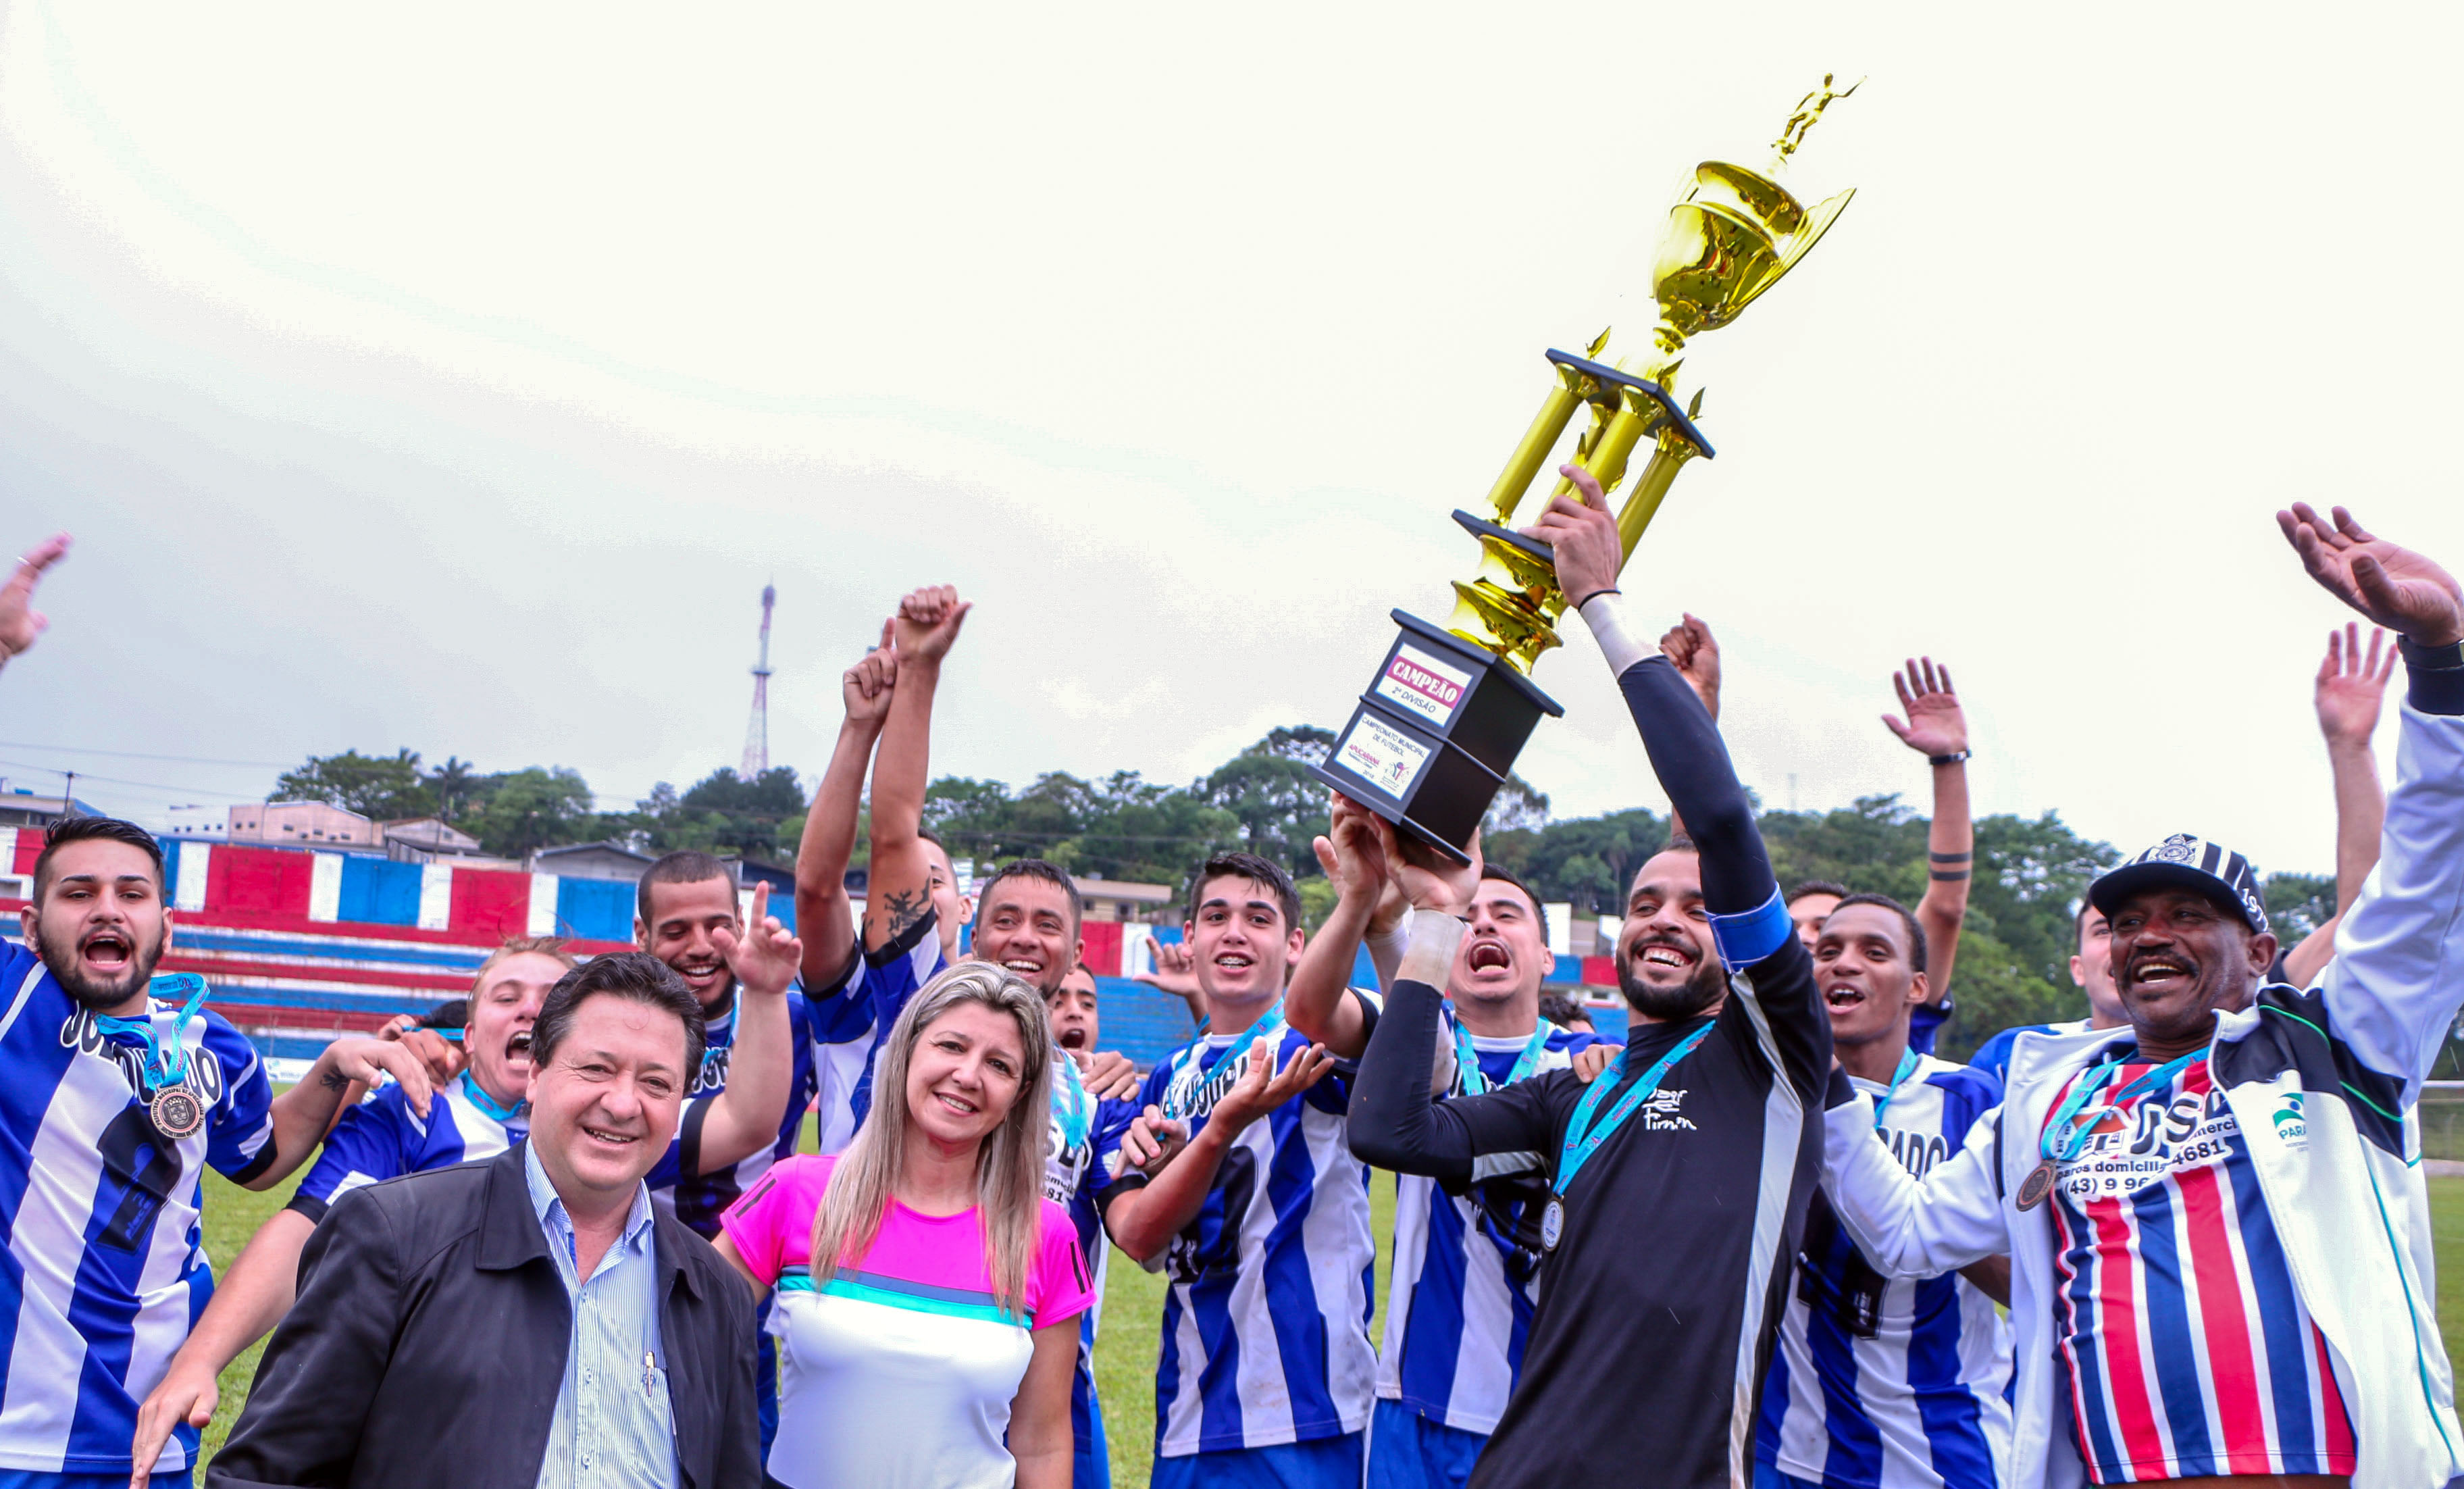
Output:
[2015, 1159, 2056, 1212]
[151, 1084, 205, 1140]
[1539, 1198, 1564, 1252]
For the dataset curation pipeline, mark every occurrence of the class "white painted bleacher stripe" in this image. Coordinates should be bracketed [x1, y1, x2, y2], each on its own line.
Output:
[417, 864, 453, 930]
[308, 853, 344, 922]
[176, 843, 211, 911]
[0, 827, 17, 870]
[528, 874, 558, 937]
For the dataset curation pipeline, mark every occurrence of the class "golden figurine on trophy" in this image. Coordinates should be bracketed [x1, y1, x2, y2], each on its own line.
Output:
[1314, 76, 1861, 859]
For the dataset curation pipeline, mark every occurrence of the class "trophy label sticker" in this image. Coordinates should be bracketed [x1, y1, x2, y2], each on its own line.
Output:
[1375, 645, 1474, 728]
[1337, 713, 1433, 801]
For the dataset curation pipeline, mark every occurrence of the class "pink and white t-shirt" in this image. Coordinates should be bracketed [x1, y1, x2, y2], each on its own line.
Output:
[721, 1153, 1097, 1489]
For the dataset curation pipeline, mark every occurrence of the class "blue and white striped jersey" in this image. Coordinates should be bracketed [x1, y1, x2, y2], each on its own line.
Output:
[1758, 1053, 2011, 1489]
[1379, 1015, 1605, 1435]
[803, 936, 883, 1154]
[1103, 1009, 1380, 1458]
[0, 944, 276, 1475]
[846, 913, 945, 1131]
[287, 1074, 524, 1221]
[646, 988, 822, 1239]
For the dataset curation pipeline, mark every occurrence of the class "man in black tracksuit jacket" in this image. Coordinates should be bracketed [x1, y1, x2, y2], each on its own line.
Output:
[1349, 468, 1831, 1488]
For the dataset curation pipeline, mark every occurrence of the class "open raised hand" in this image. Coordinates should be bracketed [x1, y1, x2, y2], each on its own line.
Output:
[1881, 658, 1966, 759]
[2314, 622, 2395, 749]
[2278, 503, 2464, 647]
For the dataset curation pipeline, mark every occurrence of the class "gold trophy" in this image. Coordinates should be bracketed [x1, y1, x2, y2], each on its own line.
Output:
[1314, 77, 1860, 859]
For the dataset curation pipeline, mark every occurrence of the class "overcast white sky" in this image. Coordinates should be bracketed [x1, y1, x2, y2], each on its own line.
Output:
[2, 3, 2457, 880]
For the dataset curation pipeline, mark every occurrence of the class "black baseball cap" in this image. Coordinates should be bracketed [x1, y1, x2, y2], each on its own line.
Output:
[2088, 834, 2269, 936]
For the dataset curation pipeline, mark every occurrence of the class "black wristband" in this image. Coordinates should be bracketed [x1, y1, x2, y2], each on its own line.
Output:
[1569, 586, 1620, 611]
[1928, 749, 1971, 767]
[2401, 636, 2464, 671]
[2405, 636, 2464, 715]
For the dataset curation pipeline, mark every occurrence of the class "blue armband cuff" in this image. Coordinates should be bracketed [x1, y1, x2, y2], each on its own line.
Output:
[1707, 887, 1793, 973]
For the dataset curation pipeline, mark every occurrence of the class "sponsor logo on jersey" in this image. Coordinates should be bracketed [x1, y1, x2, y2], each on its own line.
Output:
[2272, 1092, 2307, 1148]
[692, 1043, 732, 1096]
[1636, 1088, 1697, 1132]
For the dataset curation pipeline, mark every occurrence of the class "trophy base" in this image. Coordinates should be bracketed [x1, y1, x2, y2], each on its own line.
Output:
[1311, 611, 1564, 864]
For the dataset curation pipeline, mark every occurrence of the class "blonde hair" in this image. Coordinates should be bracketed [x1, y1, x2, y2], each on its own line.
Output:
[811, 963, 1054, 1317]
[472, 935, 575, 992]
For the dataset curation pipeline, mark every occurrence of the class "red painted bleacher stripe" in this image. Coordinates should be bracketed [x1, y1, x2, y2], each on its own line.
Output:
[1581, 955, 1616, 986]
[1081, 922, 1123, 978]
[208, 1003, 400, 1034]
[207, 845, 314, 917]
[450, 869, 532, 938]
[11, 835, 38, 874]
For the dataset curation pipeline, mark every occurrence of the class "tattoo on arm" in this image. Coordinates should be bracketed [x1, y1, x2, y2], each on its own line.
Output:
[319, 1069, 349, 1092]
[1928, 850, 1972, 882]
[880, 888, 927, 937]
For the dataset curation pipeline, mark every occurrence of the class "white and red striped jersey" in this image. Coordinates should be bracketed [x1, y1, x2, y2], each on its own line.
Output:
[2043, 1053, 2355, 1483]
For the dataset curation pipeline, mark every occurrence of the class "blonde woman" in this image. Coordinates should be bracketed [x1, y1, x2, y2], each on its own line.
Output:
[718, 962, 1094, 1489]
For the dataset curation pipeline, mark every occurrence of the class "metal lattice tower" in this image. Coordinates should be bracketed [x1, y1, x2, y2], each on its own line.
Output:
[740, 584, 775, 778]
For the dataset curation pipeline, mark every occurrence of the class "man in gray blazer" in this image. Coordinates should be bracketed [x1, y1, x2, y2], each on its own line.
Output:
[207, 953, 763, 1489]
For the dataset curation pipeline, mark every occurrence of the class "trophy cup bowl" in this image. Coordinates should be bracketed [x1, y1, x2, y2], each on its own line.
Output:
[1312, 78, 1857, 862]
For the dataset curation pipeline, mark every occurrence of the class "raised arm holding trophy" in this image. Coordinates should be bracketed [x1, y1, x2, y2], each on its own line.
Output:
[1312, 77, 1861, 858]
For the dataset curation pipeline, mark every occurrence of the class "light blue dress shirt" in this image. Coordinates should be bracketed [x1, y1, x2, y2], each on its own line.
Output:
[524, 1144, 679, 1489]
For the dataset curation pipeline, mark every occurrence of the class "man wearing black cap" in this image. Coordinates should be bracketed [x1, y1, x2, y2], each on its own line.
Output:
[1819, 502, 2464, 1489]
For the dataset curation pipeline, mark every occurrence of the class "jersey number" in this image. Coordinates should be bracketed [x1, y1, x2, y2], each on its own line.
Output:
[1166, 1145, 1258, 1285]
[95, 1108, 183, 1253]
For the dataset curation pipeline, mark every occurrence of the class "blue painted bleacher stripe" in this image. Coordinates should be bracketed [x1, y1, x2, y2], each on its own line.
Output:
[338, 857, 423, 926]
[554, 877, 636, 942]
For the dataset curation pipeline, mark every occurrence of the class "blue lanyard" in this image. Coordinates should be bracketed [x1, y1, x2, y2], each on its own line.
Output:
[93, 974, 209, 1092]
[1052, 1052, 1090, 1153]
[2039, 1048, 2202, 1165]
[1869, 1047, 1922, 1129]
[1554, 1022, 1715, 1198]
[1450, 1013, 1556, 1096]
[461, 1071, 528, 1128]
[1162, 1001, 1285, 1120]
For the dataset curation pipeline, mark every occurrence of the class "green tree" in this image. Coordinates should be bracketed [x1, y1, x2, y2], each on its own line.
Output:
[1483, 772, 1551, 834]
[1927, 928, 2074, 1061]
[2263, 872, 2337, 940]
[463, 767, 599, 857]
[427, 755, 479, 823]
[273, 749, 437, 821]
[630, 766, 806, 860]
[1196, 726, 1339, 880]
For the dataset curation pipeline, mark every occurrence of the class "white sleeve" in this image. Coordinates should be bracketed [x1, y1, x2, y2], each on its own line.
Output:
[2319, 704, 2464, 1103]
[1822, 1092, 2011, 1279]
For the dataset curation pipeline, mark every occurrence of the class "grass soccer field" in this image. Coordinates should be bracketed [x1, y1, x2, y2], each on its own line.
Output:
[187, 1157, 2464, 1486]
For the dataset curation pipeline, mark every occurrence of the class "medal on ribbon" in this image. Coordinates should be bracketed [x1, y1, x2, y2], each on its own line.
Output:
[95, 974, 213, 1139]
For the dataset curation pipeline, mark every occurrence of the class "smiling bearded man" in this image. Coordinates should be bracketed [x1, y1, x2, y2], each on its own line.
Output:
[1821, 501, 2464, 1489]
